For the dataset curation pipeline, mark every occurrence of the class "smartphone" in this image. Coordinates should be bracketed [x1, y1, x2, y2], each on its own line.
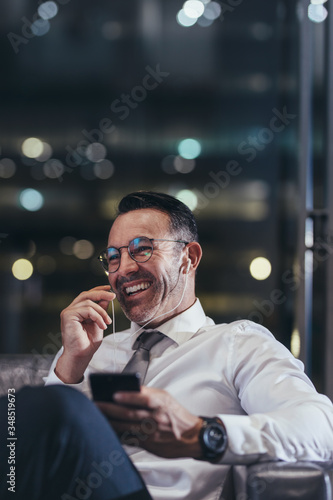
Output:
[89, 372, 141, 402]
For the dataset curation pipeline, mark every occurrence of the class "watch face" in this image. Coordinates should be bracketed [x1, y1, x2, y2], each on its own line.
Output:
[203, 423, 227, 454]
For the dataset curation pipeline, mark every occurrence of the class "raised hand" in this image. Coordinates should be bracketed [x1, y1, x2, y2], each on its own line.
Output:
[55, 285, 115, 383]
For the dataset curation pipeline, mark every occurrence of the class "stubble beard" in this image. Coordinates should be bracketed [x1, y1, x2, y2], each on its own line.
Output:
[117, 264, 182, 326]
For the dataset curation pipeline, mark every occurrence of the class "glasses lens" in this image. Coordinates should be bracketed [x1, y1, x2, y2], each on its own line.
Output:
[103, 247, 121, 272]
[129, 237, 153, 262]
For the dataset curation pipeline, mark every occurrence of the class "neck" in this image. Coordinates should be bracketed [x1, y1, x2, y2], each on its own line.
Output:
[137, 297, 197, 330]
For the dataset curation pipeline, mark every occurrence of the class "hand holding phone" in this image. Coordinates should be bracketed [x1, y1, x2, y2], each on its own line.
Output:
[89, 373, 141, 402]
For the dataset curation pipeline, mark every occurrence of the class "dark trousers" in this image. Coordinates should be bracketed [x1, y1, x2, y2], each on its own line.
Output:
[0, 385, 152, 500]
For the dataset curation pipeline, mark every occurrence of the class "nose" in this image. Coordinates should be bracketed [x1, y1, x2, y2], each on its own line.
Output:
[117, 249, 140, 276]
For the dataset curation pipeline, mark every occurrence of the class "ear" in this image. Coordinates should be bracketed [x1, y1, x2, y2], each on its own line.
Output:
[183, 242, 202, 273]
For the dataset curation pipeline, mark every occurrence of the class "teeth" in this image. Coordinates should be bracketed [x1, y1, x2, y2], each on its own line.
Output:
[125, 282, 151, 295]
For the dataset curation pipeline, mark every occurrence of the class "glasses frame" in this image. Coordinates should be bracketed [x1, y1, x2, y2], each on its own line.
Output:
[98, 236, 189, 274]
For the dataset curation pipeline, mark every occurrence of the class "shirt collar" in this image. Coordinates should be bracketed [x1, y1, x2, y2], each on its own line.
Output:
[130, 298, 212, 346]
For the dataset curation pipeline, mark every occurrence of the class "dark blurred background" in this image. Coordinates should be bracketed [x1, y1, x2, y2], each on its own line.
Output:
[0, 0, 332, 397]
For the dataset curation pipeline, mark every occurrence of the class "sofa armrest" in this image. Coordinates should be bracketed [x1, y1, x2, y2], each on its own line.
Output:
[242, 461, 333, 500]
[0, 354, 54, 396]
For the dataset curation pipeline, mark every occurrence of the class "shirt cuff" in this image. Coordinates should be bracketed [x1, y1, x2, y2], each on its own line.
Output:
[216, 414, 271, 465]
[44, 369, 88, 392]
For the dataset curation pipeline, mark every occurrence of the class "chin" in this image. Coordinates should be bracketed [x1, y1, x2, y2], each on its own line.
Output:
[122, 305, 156, 326]
[118, 289, 161, 325]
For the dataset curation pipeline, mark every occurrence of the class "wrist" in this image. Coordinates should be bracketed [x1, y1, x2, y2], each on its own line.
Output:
[55, 353, 89, 384]
[181, 417, 204, 459]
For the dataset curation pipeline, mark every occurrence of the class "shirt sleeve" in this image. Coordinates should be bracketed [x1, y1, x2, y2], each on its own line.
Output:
[44, 347, 91, 396]
[218, 320, 333, 464]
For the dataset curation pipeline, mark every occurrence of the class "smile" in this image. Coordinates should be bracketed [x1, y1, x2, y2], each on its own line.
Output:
[125, 282, 151, 296]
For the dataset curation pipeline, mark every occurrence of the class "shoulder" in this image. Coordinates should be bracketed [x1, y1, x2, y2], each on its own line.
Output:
[194, 320, 279, 360]
[228, 319, 276, 339]
[201, 319, 275, 341]
[207, 319, 298, 364]
[225, 320, 305, 373]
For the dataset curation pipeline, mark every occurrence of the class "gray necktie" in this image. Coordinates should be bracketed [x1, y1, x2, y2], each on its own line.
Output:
[122, 330, 165, 383]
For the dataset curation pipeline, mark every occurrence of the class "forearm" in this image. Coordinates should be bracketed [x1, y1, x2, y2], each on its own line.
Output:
[219, 403, 333, 465]
[112, 417, 203, 459]
[54, 351, 92, 384]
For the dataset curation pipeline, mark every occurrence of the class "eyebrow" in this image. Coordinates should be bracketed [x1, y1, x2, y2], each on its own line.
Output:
[107, 236, 150, 246]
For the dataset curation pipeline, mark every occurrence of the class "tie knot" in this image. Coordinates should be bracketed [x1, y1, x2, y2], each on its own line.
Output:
[134, 330, 165, 351]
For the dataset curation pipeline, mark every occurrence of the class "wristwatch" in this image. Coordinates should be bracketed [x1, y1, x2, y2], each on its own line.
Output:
[197, 416, 228, 462]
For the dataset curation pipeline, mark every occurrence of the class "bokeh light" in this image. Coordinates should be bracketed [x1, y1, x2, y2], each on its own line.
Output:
[290, 328, 301, 358]
[0, 158, 16, 178]
[38, 1, 59, 20]
[19, 189, 44, 212]
[183, 1, 205, 19]
[197, 15, 214, 27]
[86, 143, 107, 163]
[177, 9, 197, 27]
[178, 138, 202, 159]
[308, 4, 328, 22]
[202, 1, 221, 20]
[93, 159, 115, 179]
[249, 257, 272, 281]
[31, 19, 50, 36]
[176, 189, 198, 211]
[59, 236, 77, 255]
[22, 138, 44, 158]
[174, 156, 196, 174]
[12, 259, 33, 281]
[73, 239, 95, 259]
[35, 142, 53, 162]
[43, 159, 65, 179]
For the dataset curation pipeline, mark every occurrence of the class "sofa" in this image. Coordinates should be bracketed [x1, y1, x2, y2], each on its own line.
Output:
[1, 354, 332, 500]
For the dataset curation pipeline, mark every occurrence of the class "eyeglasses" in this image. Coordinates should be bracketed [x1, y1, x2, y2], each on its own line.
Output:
[98, 236, 189, 274]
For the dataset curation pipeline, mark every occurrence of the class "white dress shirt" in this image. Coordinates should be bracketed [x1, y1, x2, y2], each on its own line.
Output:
[45, 299, 333, 500]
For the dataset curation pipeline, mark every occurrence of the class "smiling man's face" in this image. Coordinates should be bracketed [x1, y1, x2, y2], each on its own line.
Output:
[107, 208, 188, 327]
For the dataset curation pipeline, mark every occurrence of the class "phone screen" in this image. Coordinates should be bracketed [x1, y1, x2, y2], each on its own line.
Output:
[89, 373, 141, 402]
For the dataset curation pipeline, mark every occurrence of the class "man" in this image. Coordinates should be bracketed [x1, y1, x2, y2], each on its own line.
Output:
[1, 191, 333, 500]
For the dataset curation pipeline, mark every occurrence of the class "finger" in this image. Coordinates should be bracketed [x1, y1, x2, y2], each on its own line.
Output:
[98, 299, 113, 312]
[85, 290, 116, 305]
[95, 401, 121, 416]
[71, 287, 115, 306]
[74, 303, 112, 329]
[87, 300, 113, 324]
[110, 420, 157, 436]
[92, 285, 114, 291]
[113, 387, 164, 410]
[96, 401, 153, 422]
[73, 298, 113, 322]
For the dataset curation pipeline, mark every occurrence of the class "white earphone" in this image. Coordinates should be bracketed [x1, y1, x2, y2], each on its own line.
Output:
[186, 258, 191, 274]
